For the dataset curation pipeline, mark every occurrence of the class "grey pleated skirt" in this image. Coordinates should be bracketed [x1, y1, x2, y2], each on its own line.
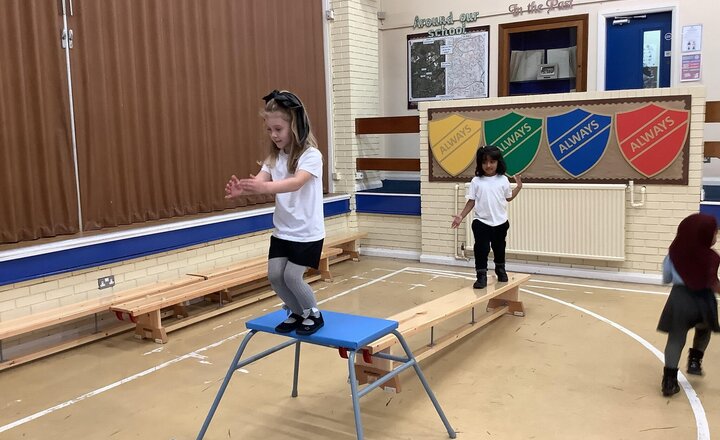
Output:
[657, 284, 720, 333]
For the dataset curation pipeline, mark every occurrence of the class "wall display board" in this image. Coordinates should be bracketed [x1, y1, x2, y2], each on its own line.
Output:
[407, 26, 489, 108]
[428, 95, 690, 184]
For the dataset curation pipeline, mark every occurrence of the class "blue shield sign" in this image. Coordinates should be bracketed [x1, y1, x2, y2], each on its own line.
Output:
[546, 108, 612, 177]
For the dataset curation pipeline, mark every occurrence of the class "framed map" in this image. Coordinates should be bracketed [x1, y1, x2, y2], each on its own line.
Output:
[407, 26, 489, 109]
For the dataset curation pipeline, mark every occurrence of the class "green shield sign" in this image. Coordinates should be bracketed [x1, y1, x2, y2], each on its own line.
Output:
[483, 112, 542, 175]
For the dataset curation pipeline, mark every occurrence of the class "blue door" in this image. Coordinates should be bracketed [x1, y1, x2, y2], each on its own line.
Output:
[605, 12, 672, 90]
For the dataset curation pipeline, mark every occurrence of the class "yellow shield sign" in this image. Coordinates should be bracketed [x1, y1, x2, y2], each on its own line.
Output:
[429, 114, 483, 176]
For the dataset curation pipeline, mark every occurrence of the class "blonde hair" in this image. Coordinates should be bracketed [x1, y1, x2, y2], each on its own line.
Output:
[262, 96, 318, 174]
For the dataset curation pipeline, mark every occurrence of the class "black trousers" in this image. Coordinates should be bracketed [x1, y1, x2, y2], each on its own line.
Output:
[472, 219, 510, 272]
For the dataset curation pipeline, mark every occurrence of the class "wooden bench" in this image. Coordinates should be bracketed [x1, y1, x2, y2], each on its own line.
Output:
[0, 275, 207, 370]
[353, 272, 530, 392]
[111, 248, 344, 343]
[323, 231, 367, 264]
[0, 230, 368, 366]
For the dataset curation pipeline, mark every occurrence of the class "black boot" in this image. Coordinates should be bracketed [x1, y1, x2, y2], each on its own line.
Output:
[473, 270, 487, 289]
[495, 264, 508, 282]
[661, 367, 680, 397]
[687, 348, 704, 375]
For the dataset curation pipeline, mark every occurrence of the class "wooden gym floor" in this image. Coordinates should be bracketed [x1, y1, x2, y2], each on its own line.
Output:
[0, 256, 717, 439]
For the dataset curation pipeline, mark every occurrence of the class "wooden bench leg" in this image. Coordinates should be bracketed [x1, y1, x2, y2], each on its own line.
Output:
[353, 348, 400, 392]
[487, 286, 525, 317]
[172, 303, 189, 319]
[341, 241, 360, 261]
[318, 257, 332, 281]
[134, 311, 168, 344]
[306, 257, 332, 282]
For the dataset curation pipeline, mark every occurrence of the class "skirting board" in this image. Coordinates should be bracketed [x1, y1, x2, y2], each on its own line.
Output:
[358, 247, 663, 285]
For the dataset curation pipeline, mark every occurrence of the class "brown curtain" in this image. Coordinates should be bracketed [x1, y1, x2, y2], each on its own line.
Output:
[70, 0, 328, 231]
[0, 0, 79, 243]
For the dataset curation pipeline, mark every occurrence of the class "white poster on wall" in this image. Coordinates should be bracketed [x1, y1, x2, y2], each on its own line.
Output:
[681, 24, 702, 53]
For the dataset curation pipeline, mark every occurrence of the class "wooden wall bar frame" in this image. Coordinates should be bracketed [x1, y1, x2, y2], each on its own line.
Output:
[355, 116, 420, 134]
[707, 101, 720, 123]
[356, 158, 421, 172]
[705, 142, 720, 158]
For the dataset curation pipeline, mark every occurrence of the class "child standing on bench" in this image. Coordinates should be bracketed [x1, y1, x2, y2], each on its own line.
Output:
[224, 90, 325, 335]
[451, 146, 522, 289]
[657, 213, 720, 396]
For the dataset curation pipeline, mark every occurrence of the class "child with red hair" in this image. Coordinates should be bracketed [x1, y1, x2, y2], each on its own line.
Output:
[658, 213, 720, 396]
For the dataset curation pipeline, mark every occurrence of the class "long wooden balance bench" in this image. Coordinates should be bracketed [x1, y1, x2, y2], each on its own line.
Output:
[0, 275, 207, 370]
[353, 272, 531, 392]
[111, 248, 344, 343]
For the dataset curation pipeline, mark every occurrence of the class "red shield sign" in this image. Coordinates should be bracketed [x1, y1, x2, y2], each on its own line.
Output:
[615, 104, 689, 177]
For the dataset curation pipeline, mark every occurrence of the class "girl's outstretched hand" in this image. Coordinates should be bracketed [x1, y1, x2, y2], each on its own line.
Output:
[514, 174, 523, 188]
[451, 214, 463, 229]
[237, 174, 268, 194]
[224, 175, 243, 199]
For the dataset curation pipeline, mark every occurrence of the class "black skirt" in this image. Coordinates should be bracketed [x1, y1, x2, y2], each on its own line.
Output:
[268, 235, 324, 270]
[657, 284, 720, 334]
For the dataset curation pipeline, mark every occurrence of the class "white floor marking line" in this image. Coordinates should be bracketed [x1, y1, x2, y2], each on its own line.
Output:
[402, 266, 709, 440]
[0, 267, 411, 435]
[405, 267, 474, 277]
[272, 267, 409, 309]
[0, 327, 252, 434]
[521, 287, 709, 440]
[527, 278, 669, 295]
[524, 284, 568, 292]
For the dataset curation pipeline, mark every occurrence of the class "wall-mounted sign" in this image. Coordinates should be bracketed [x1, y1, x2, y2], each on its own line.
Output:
[407, 26, 489, 109]
[427, 95, 690, 184]
[412, 11, 480, 37]
[681, 54, 702, 82]
[509, 0, 574, 17]
[681, 24, 702, 52]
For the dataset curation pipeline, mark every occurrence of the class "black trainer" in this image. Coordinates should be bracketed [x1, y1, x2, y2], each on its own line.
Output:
[687, 348, 704, 375]
[275, 313, 303, 333]
[296, 313, 324, 336]
[661, 367, 680, 397]
[473, 270, 487, 289]
[495, 264, 509, 282]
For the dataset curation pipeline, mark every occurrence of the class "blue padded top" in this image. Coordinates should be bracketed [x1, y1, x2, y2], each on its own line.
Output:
[246, 310, 398, 350]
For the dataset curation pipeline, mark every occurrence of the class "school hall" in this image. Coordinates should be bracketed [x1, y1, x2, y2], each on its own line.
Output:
[0, 0, 719, 439]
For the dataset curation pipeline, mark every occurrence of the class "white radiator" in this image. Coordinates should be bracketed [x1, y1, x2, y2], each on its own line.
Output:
[463, 183, 626, 261]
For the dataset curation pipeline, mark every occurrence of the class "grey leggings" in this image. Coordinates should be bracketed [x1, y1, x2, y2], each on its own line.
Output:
[267, 257, 317, 316]
[664, 324, 711, 369]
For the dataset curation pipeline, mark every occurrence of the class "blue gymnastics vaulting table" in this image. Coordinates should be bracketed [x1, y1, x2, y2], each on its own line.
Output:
[197, 310, 456, 440]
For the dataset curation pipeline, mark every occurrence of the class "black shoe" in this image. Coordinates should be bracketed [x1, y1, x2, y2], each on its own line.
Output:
[495, 264, 508, 282]
[661, 367, 680, 397]
[275, 313, 303, 333]
[473, 270, 487, 289]
[296, 313, 324, 336]
[687, 348, 704, 375]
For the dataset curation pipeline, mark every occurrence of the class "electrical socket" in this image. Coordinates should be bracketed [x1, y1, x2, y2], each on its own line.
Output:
[355, 171, 365, 180]
[98, 275, 115, 290]
[332, 172, 342, 181]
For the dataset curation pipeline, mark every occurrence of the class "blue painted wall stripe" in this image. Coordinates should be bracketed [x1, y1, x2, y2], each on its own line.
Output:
[0, 199, 350, 287]
[355, 194, 421, 216]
